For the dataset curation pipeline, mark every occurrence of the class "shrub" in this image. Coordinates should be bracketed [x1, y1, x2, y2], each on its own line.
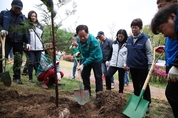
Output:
[63, 55, 74, 62]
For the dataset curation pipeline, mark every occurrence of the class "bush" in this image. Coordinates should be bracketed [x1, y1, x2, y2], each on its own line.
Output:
[63, 55, 73, 62]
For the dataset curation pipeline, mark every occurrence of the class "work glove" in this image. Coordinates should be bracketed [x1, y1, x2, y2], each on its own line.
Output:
[0, 30, 8, 36]
[105, 61, 109, 67]
[155, 46, 164, 53]
[69, 45, 72, 49]
[77, 64, 84, 72]
[73, 52, 80, 58]
[57, 72, 61, 81]
[168, 66, 178, 82]
[26, 44, 30, 51]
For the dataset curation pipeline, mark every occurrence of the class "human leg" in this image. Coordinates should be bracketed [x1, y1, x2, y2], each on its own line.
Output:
[92, 61, 103, 93]
[165, 81, 178, 118]
[105, 66, 117, 90]
[72, 59, 77, 79]
[26, 51, 35, 82]
[34, 51, 41, 73]
[124, 71, 129, 86]
[12, 43, 23, 84]
[81, 64, 92, 95]
[118, 68, 125, 93]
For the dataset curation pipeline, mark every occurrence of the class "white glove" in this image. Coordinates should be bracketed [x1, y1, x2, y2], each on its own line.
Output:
[105, 61, 109, 67]
[57, 72, 61, 81]
[69, 45, 72, 49]
[26, 44, 30, 51]
[168, 66, 178, 82]
[73, 52, 80, 58]
[77, 64, 84, 71]
[0, 30, 8, 36]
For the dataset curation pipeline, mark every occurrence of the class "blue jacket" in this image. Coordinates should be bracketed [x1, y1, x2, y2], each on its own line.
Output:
[0, 10, 30, 43]
[127, 33, 150, 69]
[165, 37, 178, 67]
[76, 33, 102, 66]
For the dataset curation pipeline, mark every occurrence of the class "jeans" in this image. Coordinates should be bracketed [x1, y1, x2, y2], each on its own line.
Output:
[101, 62, 114, 83]
[72, 59, 83, 77]
[124, 71, 129, 85]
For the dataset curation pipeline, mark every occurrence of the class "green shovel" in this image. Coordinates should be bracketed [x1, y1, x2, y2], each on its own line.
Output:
[122, 47, 158, 118]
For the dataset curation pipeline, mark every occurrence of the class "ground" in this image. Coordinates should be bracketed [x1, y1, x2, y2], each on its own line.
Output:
[0, 61, 173, 118]
[0, 86, 128, 118]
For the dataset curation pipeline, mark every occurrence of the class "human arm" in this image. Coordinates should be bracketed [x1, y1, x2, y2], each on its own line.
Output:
[146, 38, 153, 70]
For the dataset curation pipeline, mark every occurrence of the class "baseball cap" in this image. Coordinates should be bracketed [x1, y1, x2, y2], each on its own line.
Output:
[11, 0, 23, 9]
[97, 31, 104, 37]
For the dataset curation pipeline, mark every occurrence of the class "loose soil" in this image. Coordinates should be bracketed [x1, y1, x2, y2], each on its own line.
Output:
[0, 61, 173, 118]
[0, 86, 128, 118]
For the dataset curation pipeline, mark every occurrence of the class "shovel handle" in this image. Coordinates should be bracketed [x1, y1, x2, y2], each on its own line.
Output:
[142, 47, 164, 90]
[0, 35, 6, 72]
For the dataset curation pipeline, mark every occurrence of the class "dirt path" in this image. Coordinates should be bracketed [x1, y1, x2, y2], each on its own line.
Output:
[62, 68, 167, 100]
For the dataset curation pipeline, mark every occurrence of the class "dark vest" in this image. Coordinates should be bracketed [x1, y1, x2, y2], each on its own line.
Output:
[127, 33, 148, 69]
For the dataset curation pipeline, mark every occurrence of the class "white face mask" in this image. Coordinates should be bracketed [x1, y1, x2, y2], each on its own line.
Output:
[73, 46, 76, 48]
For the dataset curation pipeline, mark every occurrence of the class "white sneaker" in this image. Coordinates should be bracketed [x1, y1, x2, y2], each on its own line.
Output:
[111, 83, 115, 89]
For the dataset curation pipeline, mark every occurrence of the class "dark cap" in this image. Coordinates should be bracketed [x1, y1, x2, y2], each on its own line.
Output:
[97, 31, 104, 37]
[11, 0, 23, 9]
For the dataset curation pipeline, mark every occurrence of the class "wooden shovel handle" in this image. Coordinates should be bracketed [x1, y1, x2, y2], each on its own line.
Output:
[142, 47, 156, 90]
[0, 35, 6, 72]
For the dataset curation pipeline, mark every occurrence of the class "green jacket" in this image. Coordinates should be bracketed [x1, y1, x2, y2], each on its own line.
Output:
[76, 33, 102, 66]
[71, 46, 83, 60]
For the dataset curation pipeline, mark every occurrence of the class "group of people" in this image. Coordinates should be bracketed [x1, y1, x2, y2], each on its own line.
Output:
[0, 0, 64, 89]
[0, 0, 178, 117]
[72, 19, 152, 114]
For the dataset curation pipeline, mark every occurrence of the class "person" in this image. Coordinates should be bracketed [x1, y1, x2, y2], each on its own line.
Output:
[75, 25, 103, 104]
[36, 42, 64, 89]
[25, 10, 44, 83]
[69, 40, 83, 79]
[126, 18, 153, 114]
[151, 3, 178, 117]
[124, 71, 130, 86]
[105, 29, 128, 98]
[0, 0, 30, 84]
[8, 48, 13, 63]
[97, 31, 115, 88]
[57, 50, 62, 60]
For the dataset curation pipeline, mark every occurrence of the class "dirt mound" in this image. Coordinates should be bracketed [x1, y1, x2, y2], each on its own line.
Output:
[0, 88, 128, 118]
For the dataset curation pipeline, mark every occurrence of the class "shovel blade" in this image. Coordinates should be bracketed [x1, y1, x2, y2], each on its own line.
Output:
[0, 71, 11, 87]
[122, 94, 149, 118]
[74, 89, 90, 105]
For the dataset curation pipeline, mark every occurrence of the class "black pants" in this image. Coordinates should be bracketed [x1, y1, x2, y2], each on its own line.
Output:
[81, 61, 103, 95]
[25, 51, 41, 79]
[105, 66, 125, 93]
[166, 81, 178, 118]
[130, 68, 151, 103]
[5, 41, 23, 79]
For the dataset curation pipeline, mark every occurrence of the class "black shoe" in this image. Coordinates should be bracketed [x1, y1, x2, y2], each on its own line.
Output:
[94, 95, 100, 105]
[16, 79, 23, 84]
[146, 107, 150, 114]
[29, 79, 34, 83]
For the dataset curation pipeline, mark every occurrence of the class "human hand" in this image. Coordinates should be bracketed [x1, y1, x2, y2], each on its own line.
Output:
[168, 66, 178, 82]
[0, 30, 8, 37]
[73, 52, 80, 58]
[26, 44, 30, 51]
[105, 61, 109, 67]
[56, 61, 60, 65]
[77, 64, 84, 71]
[57, 72, 61, 81]
[155, 46, 164, 53]
[124, 64, 130, 71]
